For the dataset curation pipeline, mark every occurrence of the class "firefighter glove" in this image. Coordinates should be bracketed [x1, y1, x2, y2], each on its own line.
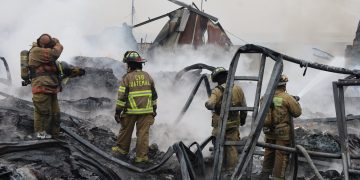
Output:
[153, 105, 157, 117]
[240, 117, 246, 126]
[114, 108, 122, 123]
[78, 68, 85, 76]
[71, 68, 85, 77]
[263, 127, 271, 134]
[263, 125, 275, 134]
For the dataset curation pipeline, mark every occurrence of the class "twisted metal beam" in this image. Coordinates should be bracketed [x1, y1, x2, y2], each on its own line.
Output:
[296, 145, 324, 180]
[72, 147, 121, 180]
[62, 124, 210, 180]
[0, 139, 68, 155]
[0, 57, 11, 85]
[174, 74, 211, 124]
[175, 63, 215, 80]
[61, 125, 175, 173]
[242, 44, 360, 76]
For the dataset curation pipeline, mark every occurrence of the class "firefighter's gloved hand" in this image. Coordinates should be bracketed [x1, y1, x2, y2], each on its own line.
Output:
[114, 109, 122, 123]
[292, 95, 300, 101]
[47, 38, 56, 48]
[52, 38, 59, 44]
[263, 125, 275, 134]
[263, 127, 271, 134]
[71, 68, 85, 77]
[240, 118, 246, 126]
[153, 105, 157, 117]
[78, 68, 85, 76]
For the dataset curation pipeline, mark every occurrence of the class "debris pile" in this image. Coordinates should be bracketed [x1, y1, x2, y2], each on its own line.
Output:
[1, 46, 360, 179]
[0, 93, 179, 180]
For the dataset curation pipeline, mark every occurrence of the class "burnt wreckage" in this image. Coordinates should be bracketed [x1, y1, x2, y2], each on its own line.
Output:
[0, 42, 360, 180]
[1, 6, 360, 180]
[135, 0, 232, 51]
[174, 44, 360, 180]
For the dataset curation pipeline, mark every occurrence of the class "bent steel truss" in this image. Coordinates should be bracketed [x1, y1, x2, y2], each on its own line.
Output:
[211, 44, 360, 180]
[0, 57, 11, 86]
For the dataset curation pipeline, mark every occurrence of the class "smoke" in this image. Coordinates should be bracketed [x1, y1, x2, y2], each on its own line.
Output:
[0, 0, 359, 154]
[146, 45, 240, 149]
[197, 0, 360, 44]
[0, 0, 137, 91]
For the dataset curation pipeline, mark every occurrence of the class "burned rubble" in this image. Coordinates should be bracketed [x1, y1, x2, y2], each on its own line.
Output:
[1, 44, 360, 179]
[0, 57, 180, 180]
[0, 88, 179, 180]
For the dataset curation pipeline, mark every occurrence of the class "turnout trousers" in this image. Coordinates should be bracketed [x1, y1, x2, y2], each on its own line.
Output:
[262, 138, 290, 180]
[116, 114, 154, 161]
[213, 127, 240, 171]
[32, 93, 60, 137]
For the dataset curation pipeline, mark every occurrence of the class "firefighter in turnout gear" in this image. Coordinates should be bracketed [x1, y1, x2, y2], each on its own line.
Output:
[205, 67, 247, 171]
[260, 74, 302, 180]
[112, 51, 157, 163]
[28, 34, 85, 139]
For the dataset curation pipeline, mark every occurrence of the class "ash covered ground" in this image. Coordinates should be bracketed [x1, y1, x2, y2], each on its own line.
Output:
[0, 56, 360, 180]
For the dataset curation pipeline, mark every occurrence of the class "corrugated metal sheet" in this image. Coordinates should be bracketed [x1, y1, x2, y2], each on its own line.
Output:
[207, 21, 232, 47]
[178, 13, 208, 48]
[177, 9, 190, 32]
[150, 8, 232, 49]
[354, 20, 360, 47]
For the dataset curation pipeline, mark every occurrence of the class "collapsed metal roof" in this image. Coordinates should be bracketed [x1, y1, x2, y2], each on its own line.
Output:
[133, 0, 232, 49]
[345, 20, 360, 61]
[354, 20, 360, 47]
[1, 45, 360, 179]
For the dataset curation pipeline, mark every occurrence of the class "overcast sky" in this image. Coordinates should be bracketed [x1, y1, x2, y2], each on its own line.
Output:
[130, 0, 360, 44]
[2, 0, 359, 45]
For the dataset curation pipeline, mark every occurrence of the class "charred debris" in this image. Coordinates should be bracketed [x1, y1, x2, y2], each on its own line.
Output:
[134, 0, 232, 52]
[1, 2, 360, 180]
[1, 43, 360, 179]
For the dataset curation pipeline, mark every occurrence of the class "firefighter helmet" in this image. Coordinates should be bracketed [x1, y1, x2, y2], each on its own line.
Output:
[123, 51, 146, 63]
[211, 67, 228, 82]
[278, 74, 288, 86]
[37, 34, 55, 48]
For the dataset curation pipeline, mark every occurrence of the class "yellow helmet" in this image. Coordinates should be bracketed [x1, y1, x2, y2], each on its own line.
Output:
[278, 74, 288, 86]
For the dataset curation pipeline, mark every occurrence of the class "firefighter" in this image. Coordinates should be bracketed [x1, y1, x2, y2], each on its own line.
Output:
[205, 67, 247, 172]
[28, 34, 85, 139]
[112, 51, 157, 164]
[260, 74, 302, 180]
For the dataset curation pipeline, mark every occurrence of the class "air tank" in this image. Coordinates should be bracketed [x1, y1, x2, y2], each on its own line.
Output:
[20, 50, 29, 80]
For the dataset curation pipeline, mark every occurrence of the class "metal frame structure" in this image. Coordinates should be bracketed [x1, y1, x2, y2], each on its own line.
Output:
[0, 91, 212, 180]
[210, 44, 360, 180]
[216, 45, 283, 180]
[332, 77, 360, 180]
[1, 44, 360, 179]
[163, 44, 360, 179]
[174, 63, 214, 124]
[0, 57, 11, 85]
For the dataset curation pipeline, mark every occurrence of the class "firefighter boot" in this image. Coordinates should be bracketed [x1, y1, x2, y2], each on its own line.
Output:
[111, 146, 128, 160]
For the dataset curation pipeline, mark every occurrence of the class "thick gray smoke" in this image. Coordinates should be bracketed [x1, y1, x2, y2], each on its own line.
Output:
[144, 43, 356, 150]
[0, 0, 359, 153]
[0, 0, 137, 90]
